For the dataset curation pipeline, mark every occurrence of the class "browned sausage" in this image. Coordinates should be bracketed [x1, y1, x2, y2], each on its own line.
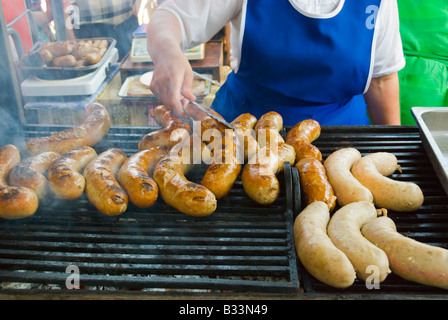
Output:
[242, 143, 296, 205]
[52, 55, 77, 67]
[0, 145, 39, 219]
[118, 146, 169, 208]
[8, 151, 61, 199]
[183, 104, 241, 199]
[231, 113, 259, 162]
[42, 41, 74, 58]
[85, 50, 103, 65]
[254, 111, 285, 148]
[138, 105, 191, 151]
[39, 49, 53, 64]
[242, 112, 296, 205]
[153, 136, 217, 217]
[296, 157, 337, 211]
[286, 119, 322, 163]
[201, 129, 241, 199]
[47, 146, 98, 200]
[83, 148, 128, 216]
[26, 103, 111, 155]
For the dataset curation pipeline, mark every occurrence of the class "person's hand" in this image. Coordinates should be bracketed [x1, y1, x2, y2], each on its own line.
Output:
[149, 48, 196, 117]
[147, 9, 196, 117]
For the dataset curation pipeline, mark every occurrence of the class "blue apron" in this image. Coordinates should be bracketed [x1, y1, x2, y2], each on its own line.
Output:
[211, 0, 381, 126]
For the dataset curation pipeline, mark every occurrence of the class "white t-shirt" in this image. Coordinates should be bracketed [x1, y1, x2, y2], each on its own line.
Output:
[157, 0, 405, 79]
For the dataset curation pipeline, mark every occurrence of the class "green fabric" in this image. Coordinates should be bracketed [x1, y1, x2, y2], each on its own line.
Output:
[398, 56, 448, 125]
[397, 0, 448, 125]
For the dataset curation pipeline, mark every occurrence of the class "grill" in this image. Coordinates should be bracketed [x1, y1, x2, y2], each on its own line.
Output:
[0, 125, 299, 296]
[0, 124, 448, 299]
[295, 125, 448, 297]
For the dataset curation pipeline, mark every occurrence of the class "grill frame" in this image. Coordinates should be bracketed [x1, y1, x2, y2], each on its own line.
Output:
[0, 124, 300, 295]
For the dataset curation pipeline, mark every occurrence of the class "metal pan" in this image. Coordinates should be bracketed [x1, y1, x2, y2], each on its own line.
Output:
[412, 107, 448, 197]
[19, 37, 117, 80]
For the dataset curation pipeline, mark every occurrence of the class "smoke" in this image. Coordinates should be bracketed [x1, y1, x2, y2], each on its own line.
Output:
[0, 107, 26, 151]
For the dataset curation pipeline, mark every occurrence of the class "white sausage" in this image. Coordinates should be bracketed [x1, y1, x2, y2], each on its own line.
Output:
[327, 201, 390, 282]
[294, 201, 356, 288]
[323, 148, 373, 207]
[351, 152, 424, 212]
[362, 216, 448, 290]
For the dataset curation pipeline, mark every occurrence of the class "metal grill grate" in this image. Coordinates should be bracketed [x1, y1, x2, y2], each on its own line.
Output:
[1, 124, 448, 297]
[0, 125, 299, 295]
[293, 125, 448, 295]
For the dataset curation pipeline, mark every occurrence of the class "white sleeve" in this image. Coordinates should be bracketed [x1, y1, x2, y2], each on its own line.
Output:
[156, 0, 243, 50]
[372, 0, 406, 78]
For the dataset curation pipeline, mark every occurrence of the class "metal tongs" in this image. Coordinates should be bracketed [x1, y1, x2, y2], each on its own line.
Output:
[193, 71, 222, 87]
[182, 99, 235, 130]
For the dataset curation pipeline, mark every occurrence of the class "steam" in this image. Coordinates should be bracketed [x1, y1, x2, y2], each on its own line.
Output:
[0, 108, 25, 149]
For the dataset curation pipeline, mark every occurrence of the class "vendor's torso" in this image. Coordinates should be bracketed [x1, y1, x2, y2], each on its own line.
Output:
[234, 0, 381, 106]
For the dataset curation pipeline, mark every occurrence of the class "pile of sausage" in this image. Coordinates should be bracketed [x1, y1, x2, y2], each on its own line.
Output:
[38, 39, 109, 68]
[292, 128, 448, 291]
[0, 104, 296, 219]
[0, 103, 111, 219]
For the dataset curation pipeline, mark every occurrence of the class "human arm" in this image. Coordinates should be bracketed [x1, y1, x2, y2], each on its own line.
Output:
[364, 72, 401, 125]
[147, 1, 242, 116]
[364, 0, 404, 125]
[147, 9, 195, 116]
[32, 0, 53, 27]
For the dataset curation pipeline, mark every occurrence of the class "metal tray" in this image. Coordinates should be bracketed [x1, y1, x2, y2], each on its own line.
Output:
[118, 75, 212, 101]
[412, 107, 448, 197]
[19, 38, 117, 80]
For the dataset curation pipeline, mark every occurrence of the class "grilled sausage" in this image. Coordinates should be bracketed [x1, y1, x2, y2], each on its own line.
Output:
[0, 145, 38, 219]
[362, 216, 448, 290]
[72, 42, 90, 60]
[324, 148, 374, 207]
[153, 136, 217, 217]
[83, 148, 128, 216]
[186, 106, 242, 199]
[294, 201, 356, 288]
[47, 146, 97, 200]
[8, 151, 61, 199]
[184, 104, 228, 139]
[286, 119, 322, 162]
[118, 146, 169, 208]
[242, 143, 296, 205]
[201, 129, 241, 199]
[42, 41, 74, 58]
[242, 111, 296, 205]
[39, 48, 53, 64]
[85, 49, 105, 65]
[327, 201, 390, 282]
[138, 105, 191, 151]
[92, 39, 108, 49]
[351, 152, 424, 212]
[296, 157, 337, 211]
[52, 55, 77, 67]
[254, 111, 285, 149]
[231, 113, 259, 162]
[26, 103, 111, 155]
